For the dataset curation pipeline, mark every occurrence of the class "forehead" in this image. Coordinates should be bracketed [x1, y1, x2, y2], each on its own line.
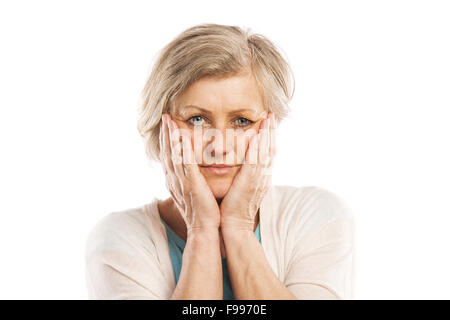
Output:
[172, 72, 266, 116]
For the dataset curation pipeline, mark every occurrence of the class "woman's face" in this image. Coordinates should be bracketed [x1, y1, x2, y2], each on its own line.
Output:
[169, 72, 268, 200]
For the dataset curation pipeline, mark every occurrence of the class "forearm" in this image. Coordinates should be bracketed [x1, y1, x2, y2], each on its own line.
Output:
[170, 228, 223, 300]
[222, 229, 297, 300]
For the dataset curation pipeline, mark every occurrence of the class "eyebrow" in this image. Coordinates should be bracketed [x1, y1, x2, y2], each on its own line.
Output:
[178, 105, 258, 116]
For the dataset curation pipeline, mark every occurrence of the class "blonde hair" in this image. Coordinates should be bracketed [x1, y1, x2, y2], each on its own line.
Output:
[137, 23, 295, 164]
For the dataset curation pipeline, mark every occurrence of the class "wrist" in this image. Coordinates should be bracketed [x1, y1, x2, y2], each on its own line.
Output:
[220, 217, 254, 232]
[221, 227, 254, 244]
[184, 228, 222, 262]
[187, 226, 220, 241]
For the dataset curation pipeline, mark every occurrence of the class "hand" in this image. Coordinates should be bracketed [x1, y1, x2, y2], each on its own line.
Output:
[159, 114, 221, 234]
[219, 112, 277, 233]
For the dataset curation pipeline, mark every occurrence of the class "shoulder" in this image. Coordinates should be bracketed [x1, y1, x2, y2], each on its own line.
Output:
[272, 185, 355, 233]
[84, 200, 173, 299]
[274, 186, 355, 299]
[85, 201, 160, 262]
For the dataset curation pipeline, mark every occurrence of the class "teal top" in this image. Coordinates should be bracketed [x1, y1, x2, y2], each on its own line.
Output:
[161, 219, 261, 300]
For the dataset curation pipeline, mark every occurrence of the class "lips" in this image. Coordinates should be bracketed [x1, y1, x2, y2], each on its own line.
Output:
[201, 164, 234, 168]
[200, 164, 237, 175]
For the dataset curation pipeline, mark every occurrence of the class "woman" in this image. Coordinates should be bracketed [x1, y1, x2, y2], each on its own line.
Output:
[85, 23, 355, 300]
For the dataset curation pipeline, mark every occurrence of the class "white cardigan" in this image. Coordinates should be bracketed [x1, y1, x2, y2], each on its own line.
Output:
[85, 185, 355, 299]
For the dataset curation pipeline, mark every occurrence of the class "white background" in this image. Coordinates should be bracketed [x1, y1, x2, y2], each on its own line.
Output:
[1, 0, 449, 299]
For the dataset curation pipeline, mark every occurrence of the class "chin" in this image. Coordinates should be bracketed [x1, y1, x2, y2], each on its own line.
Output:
[200, 166, 240, 199]
[208, 181, 232, 200]
[202, 174, 235, 200]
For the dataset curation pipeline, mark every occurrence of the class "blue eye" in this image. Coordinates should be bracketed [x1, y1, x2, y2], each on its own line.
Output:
[188, 115, 205, 126]
[235, 117, 253, 127]
[187, 116, 253, 127]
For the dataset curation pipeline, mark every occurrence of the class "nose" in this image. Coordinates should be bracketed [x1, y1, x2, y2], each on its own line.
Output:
[209, 134, 227, 158]
[202, 127, 235, 164]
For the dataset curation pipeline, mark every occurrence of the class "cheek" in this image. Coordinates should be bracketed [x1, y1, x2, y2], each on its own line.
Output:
[173, 126, 201, 163]
[191, 132, 204, 164]
[234, 129, 257, 161]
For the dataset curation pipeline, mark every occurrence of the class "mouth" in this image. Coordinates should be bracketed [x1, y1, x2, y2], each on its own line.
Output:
[199, 164, 238, 175]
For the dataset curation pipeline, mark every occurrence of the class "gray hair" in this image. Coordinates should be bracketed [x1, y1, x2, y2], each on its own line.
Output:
[137, 23, 295, 164]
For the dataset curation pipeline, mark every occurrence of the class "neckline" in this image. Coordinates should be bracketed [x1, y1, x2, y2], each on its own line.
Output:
[160, 217, 261, 260]
[144, 184, 279, 283]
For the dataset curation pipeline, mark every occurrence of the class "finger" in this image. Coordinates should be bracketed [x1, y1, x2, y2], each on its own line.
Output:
[159, 118, 164, 162]
[260, 172, 272, 197]
[160, 115, 185, 209]
[168, 117, 186, 179]
[162, 114, 182, 185]
[168, 179, 183, 205]
[258, 117, 270, 167]
[269, 113, 276, 158]
[181, 132, 200, 179]
[245, 131, 259, 166]
[160, 114, 174, 174]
